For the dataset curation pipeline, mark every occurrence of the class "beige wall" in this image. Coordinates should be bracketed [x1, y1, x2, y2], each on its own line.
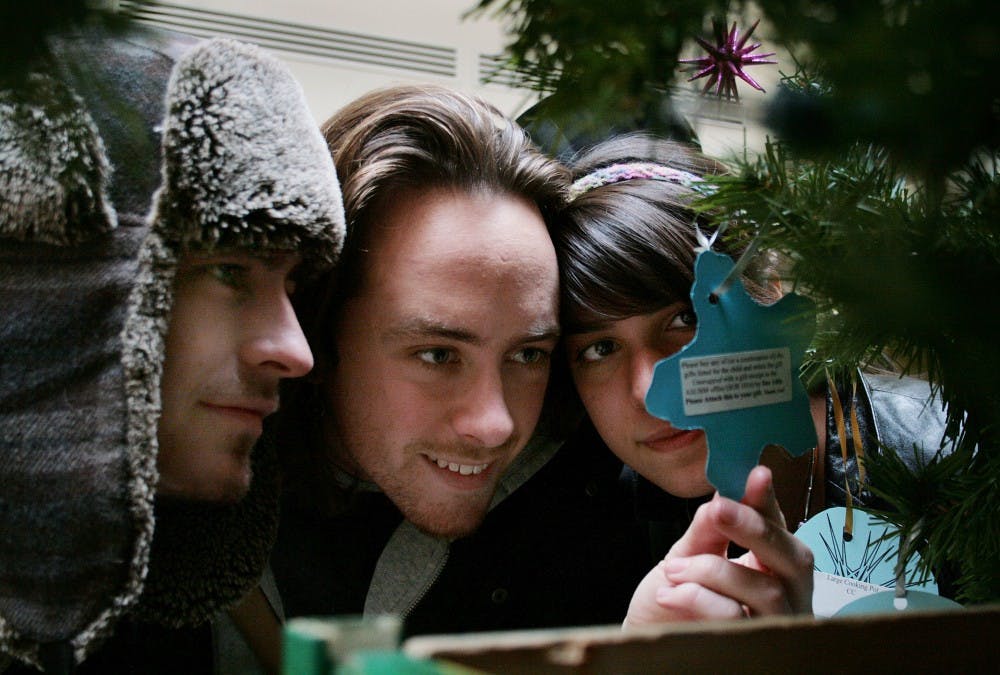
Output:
[120, 0, 783, 161]
[121, 0, 540, 122]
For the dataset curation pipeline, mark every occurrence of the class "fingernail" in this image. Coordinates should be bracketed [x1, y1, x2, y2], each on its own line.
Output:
[655, 585, 674, 602]
[663, 558, 688, 575]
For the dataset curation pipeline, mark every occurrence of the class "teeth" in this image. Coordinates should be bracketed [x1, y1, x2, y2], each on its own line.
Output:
[430, 456, 487, 475]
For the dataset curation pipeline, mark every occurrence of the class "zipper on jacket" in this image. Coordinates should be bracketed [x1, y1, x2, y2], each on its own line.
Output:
[400, 547, 450, 620]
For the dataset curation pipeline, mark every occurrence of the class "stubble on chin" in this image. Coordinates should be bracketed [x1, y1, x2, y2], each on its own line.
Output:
[157, 469, 252, 504]
[389, 462, 496, 540]
[403, 442, 515, 539]
[217, 464, 254, 504]
[408, 506, 489, 540]
[383, 470, 494, 539]
[331, 431, 515, 538]
[189, 433, 257, 504]
[222, 431, 259, 500]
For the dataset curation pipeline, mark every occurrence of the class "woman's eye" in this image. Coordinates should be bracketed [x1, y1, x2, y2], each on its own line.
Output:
[579, 339, 618, 363]
[669, 308, 697, 329]
[512, 347, 551, 366]
[416, 348, 457, 365]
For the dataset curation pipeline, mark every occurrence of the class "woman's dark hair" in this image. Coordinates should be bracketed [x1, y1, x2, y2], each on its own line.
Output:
[556, 133, 770, 333]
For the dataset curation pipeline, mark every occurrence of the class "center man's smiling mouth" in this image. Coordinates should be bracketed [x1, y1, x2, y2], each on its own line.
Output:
[425, 454, 490, 475]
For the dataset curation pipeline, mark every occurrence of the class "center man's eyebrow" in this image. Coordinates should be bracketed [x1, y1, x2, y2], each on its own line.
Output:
[383, 318, 560, 345]
[384, 319, 480, 345]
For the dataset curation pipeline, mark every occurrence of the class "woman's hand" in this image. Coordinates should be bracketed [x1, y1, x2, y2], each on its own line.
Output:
[623, 466, 814, 628]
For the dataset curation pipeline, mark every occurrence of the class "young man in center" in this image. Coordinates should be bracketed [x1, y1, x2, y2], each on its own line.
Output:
[269, 85, 655, 636]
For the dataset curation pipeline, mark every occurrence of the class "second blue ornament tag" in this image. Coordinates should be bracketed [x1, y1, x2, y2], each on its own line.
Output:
[645, 250, 817, 499]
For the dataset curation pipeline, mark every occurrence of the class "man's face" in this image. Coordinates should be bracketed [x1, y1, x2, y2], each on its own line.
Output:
[325, 187, 560, 538]
[157, 250, 313, 502]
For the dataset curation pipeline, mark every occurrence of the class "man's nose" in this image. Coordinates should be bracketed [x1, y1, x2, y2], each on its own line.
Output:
[241, 293, 314, 379]
[451, 369, 516, 448]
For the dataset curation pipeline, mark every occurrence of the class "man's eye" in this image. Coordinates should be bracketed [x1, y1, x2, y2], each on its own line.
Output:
[578, 340, 618, 363]
[210, 263, 249, 288]
[416, 348, 457, 365]
[511, 347, 550, 366]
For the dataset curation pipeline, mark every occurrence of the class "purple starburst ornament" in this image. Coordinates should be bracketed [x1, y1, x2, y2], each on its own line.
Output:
[681, 19, 776, 101]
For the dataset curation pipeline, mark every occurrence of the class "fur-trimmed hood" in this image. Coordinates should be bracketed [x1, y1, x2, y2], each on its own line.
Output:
[0, 27, 344, 672]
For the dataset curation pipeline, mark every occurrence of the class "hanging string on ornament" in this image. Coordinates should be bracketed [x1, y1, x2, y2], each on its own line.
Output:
[708, 235, 761, 304]
[680, 18, 777, 101]
[826, 368, 856, 541]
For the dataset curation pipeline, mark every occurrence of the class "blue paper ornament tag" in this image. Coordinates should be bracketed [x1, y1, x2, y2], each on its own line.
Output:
[645, 250, 817, 499]
[795, 506, 956, 617]
[834, 590, 963, 616]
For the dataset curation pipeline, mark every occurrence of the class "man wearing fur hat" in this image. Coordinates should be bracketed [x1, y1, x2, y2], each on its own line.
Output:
[1, 24, 344, 675]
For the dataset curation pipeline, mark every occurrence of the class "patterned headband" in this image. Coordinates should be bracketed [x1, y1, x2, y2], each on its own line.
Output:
[568, 161, 704, 200]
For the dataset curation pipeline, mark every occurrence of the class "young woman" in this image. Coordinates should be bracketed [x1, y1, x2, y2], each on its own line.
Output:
[555, 133, 948, 625]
